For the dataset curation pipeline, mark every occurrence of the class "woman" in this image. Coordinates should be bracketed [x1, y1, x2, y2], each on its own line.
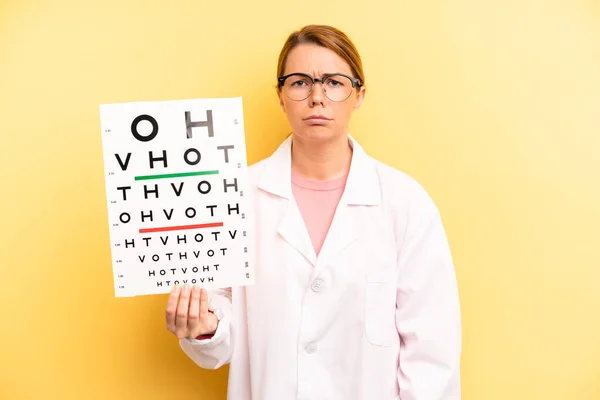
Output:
[166, 24, 462, 400]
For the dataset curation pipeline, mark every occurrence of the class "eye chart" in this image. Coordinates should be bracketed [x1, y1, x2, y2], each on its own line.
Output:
[100, 97, 254, 297]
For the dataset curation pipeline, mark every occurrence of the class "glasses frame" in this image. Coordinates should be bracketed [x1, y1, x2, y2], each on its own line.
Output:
[277, 72, 362, 102]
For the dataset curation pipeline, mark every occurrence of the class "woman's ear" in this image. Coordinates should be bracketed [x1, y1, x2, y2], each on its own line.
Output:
[354, 86, 366, 109]
[277, 90, 286, 112]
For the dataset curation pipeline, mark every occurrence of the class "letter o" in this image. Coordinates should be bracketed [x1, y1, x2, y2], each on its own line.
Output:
[131, 115, 159, 142]
[197, 181, 211, 194]
[184, 148, 201, 166]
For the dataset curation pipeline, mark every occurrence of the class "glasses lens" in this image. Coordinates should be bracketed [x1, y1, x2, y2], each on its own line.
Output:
[322, 74, 353, 102]
[283, 74, 313, 101]
[282, 74, 356, 101]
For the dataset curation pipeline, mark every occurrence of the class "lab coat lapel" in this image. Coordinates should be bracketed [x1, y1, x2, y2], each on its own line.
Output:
[313, 196, 358, 272]
[257, 136, 317, 266]
[314, 136, 382, 272]
[278, 197, 317, 266]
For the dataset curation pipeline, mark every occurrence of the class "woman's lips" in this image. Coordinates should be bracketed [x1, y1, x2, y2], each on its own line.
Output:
[304, 115, 331, 124]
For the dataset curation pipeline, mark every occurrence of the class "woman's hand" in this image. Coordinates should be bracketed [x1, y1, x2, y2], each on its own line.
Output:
[166, 284, 218, 339]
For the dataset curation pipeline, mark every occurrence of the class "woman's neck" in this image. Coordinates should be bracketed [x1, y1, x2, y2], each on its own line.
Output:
[290, 133, 352, 181]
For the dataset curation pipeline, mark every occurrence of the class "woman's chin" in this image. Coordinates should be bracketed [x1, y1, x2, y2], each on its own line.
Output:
[293, 126, 344, 142]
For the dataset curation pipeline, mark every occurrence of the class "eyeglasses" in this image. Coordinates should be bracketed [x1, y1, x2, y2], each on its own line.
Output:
[277, 72, 361, 102]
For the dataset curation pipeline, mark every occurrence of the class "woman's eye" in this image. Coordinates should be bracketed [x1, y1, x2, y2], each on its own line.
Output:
[291, 80, 307, 87]
[327, 79, 343, 87]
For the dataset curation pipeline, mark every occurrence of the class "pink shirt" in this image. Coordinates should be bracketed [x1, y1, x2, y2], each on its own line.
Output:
[291, 170, 348, 256]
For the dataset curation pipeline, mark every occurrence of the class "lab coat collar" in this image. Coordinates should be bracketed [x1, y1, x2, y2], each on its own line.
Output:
[257, 134, 381, 206]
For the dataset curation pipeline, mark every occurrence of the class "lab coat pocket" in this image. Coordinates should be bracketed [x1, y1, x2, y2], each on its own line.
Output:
[365, 272, 397, 347]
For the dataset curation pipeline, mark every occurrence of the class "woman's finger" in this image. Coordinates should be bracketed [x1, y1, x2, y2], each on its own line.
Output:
[199, 288, 209, 318]
[165, 284, 181, 332]
[188, 285, 201, 327]
[175, 284, 192, 333]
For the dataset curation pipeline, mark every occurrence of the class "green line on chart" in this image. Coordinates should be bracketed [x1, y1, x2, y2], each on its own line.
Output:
[134, 170, 220, 180]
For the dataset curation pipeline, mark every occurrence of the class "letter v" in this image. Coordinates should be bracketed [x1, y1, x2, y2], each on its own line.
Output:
[171, 182, 184, 196]
[115, 153, 132, 171]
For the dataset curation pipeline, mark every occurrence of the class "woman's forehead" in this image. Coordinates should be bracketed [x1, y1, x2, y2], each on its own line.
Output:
[284, 43, 352, 76]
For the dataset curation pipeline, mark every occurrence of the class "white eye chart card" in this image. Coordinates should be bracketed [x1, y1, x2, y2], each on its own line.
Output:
[100, 97, 254, 297]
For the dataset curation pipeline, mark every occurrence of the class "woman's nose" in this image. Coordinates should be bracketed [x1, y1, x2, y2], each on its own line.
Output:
[309, 81, 326, 104]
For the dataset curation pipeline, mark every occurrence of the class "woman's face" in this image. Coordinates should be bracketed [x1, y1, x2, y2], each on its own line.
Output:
[278, 43, 365, 143]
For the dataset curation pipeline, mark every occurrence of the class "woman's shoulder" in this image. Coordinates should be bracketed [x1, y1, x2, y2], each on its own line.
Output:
[371, 157, 440, 218]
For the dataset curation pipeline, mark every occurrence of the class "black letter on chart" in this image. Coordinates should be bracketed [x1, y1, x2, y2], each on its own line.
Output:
[185, 110, 214, 138]
[149, 150, 168, 169]
[223, 178, 238, 193]
[206, 205, 217, 217]
[171, 182, 184, 197]
[185, 207, 196, 218]
[228, 203, 240, 215]
[163, 209, 174, 220]
[119, 213, 131, 223]
[184, 149, 201, 165]
[198, 181, 211, 194]
[144, 184, 159, 199]
[141, 210, 153, 222]
[131, 115, 159, 142]
[114, 153, 132, 171]
[117, 186, 131, 200]
[217, 145, 234, 163]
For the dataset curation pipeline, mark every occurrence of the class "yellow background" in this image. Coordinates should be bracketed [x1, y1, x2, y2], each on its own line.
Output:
[1, 0, 599, 399]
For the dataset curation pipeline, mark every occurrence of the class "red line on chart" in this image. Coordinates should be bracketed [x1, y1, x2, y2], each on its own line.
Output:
[139, 222, 224, 233]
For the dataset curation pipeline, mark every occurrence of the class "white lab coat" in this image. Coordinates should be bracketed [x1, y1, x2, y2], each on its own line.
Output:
[180, 135, 462, 400]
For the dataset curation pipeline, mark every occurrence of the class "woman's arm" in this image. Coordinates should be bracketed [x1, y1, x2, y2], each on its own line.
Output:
[395, 209, 462, 399]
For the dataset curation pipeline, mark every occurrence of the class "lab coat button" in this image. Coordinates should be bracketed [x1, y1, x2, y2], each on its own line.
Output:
[311, 279, 324, 292]
[305, 342, 317, 354]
